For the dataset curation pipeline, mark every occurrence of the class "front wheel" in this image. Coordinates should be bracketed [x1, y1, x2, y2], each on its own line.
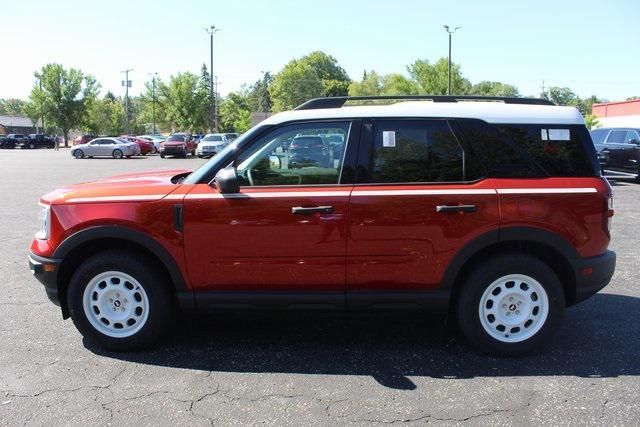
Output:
[67, 251, 173, 351]
[456, 253, 565, 356]
[74, 149, 84, 159]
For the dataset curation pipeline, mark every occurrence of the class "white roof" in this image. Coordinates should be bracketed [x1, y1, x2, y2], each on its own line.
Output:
[262, 101, 585, 126]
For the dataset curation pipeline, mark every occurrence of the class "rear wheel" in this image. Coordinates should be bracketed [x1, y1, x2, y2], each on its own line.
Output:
[160, 152, 165, 158]
[28, 142, 35, 149]
[456, 253, 565, 356]
[112, 149, 123, 159]
[74, 149, 84, 159]
[67, 251, 173, 351]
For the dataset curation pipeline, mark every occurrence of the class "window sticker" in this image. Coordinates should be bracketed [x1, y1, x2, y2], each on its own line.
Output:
[382, 131, 396, 147]
[541, 129, 548, 141]
[548, 129, 570, 141]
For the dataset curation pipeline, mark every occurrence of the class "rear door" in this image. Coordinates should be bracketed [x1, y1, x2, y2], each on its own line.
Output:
[346, 119, 500, 308]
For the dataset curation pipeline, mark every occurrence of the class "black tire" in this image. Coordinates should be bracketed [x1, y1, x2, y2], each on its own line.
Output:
[74, 149, 84, 159]
[28, 142, 35, 149]
[67, 250, 173, 351]
[112, 149, 123, 159]
[456, 253, 565, 356]
[160, 152, 165, 158]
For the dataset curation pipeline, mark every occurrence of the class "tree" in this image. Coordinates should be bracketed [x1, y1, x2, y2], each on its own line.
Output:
[348, 70, 383, 96]
[247, 71, 273, 112]
[85, 94, 125, 135]
[348, 71, 418, 96]
[471, 81, 520, 97]
[159, 72, 208, 132]
[584, 113, 600, 130]
[219, 91, 252, 133]
[408, 58, 471, 95]
[270, 51, 350, 111]
[0, 98, 27, 115]
[22, 101, 43, 132]
[29, 64, 100, 146]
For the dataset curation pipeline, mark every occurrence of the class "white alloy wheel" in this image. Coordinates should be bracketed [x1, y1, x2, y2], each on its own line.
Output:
[478, 274, 549, 343]
[82, 271, 150, 338]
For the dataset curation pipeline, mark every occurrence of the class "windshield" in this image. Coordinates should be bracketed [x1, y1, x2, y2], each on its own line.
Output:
[203, 135, 223, 142]
[167, 135, 185, 142]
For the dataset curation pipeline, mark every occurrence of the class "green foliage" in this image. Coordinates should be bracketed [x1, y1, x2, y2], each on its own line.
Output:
[348, 71, 418, 96]
[29, 63, 100, 145]
[246, 71, 273, 112]
[584, 113, 601, 130]
[408, 58, 471, 95]
[85, 96, 125, 135]
[0, 98, 27, 115]
[158, 72, 208, 132]
[471, 81, 520, 97]
[219, 91, 252, 133]
[270, 51, 350, 111]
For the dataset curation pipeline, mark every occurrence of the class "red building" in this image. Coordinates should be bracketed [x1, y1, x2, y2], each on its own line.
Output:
[592, 99, 640, 127]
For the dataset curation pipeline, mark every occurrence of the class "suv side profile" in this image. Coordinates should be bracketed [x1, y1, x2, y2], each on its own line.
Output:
[590, 127, 640, 181]
[28, 96, 615, 355]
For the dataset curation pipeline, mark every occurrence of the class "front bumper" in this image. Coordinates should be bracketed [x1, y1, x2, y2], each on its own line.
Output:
[162, 146, 186, 155]
[28, 252, 62, 307]
[569, 250, 616, 304]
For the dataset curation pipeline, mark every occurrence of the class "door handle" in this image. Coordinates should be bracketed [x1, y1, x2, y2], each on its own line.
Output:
[436, 204, 476, 213]
[291, 206, 334, 215]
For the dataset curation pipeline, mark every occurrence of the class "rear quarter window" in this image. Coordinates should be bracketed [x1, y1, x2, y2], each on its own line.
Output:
[459, 120, 598, 178]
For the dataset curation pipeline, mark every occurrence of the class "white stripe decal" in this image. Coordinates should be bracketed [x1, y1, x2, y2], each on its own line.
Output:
[497, 188, 597, 194]
[185, 191, 351, 200]
[351, 189, 496, 196]
[65, 195, 164, 203]
[63, 187, 599, 203]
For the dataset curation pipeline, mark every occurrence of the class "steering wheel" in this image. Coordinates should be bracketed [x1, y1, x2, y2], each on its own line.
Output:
[246, 168, 255, 186]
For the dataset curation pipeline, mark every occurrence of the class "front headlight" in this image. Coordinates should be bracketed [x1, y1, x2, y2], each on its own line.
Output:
[35, 203, 51, 240]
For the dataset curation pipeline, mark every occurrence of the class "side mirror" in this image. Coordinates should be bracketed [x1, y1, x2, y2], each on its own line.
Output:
[213, 166, 239, 194]
[630, 139, 640, 145]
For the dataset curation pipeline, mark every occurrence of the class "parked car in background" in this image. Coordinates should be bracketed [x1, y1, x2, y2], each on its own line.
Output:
[591, 127, 640, 181]
[3, 134, 28, 149]
[73, 134, 97, 146]
[160, 134, 196, 158]
[288, 135, 330, 167]
[120, 135, 153, 155]
[70, 137, 140, 159]
[196, 133, 230, 158]
[0, 135, 7, 148]
[21, 134, 56, 149]
[224, 133, 240, 142]
[137, 135, 165, 154]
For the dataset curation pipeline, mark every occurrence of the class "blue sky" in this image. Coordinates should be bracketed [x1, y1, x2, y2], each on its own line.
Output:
[2, 0, 639, 102]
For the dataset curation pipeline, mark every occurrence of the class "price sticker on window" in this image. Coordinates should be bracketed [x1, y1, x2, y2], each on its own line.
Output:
[548, 129, 570, 141]
[382, 131, 396, 148]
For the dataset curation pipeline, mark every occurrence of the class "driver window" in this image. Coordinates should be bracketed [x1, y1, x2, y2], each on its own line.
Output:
[233, 122, 350, 186]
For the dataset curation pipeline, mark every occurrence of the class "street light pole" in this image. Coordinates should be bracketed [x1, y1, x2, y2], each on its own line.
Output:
[205, 25, 221, 133]
[149, 72, 158, 134]
[443, 25, 461, 95]
[121, 69, 133, 134]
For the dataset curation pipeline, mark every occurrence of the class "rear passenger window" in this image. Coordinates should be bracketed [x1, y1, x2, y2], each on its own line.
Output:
[370, 120, 464, 183]
[606, 130, 626, 144]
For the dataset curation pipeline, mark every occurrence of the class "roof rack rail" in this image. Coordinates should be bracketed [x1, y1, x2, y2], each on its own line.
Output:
[294, 95, 555, 110]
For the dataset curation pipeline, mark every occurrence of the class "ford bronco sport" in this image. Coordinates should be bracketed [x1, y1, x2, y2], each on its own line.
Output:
[28, 95, 615, 355]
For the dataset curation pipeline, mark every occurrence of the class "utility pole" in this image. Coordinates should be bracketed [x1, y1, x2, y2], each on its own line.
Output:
[149, 72, 158, 134]
[541, 80, 552, 100]
[205, 25, 221, 132]
[121, 69, 133, 134]
[443, 25, 461, 95]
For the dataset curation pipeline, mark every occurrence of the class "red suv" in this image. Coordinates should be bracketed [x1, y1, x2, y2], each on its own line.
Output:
[28, 96, 615, 354]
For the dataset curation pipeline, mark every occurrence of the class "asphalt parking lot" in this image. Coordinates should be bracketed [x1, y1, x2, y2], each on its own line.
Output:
[1, 148, 639, 425]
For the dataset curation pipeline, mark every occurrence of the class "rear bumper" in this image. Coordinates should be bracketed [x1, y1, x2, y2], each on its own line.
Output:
[28, 252, 62, 306]
[569, 250, 616, 304]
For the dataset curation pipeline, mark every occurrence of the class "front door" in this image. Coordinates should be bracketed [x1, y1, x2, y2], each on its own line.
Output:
[183, 121, 358, 309]
[346, 119, 500, 308]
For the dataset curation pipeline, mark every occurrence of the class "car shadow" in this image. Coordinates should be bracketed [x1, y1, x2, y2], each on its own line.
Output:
[86, 293, 640, 390]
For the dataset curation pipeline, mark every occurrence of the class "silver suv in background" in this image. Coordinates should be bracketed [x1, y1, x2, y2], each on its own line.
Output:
[71, 137, 141, 159]
[197, 133, 232, 158]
